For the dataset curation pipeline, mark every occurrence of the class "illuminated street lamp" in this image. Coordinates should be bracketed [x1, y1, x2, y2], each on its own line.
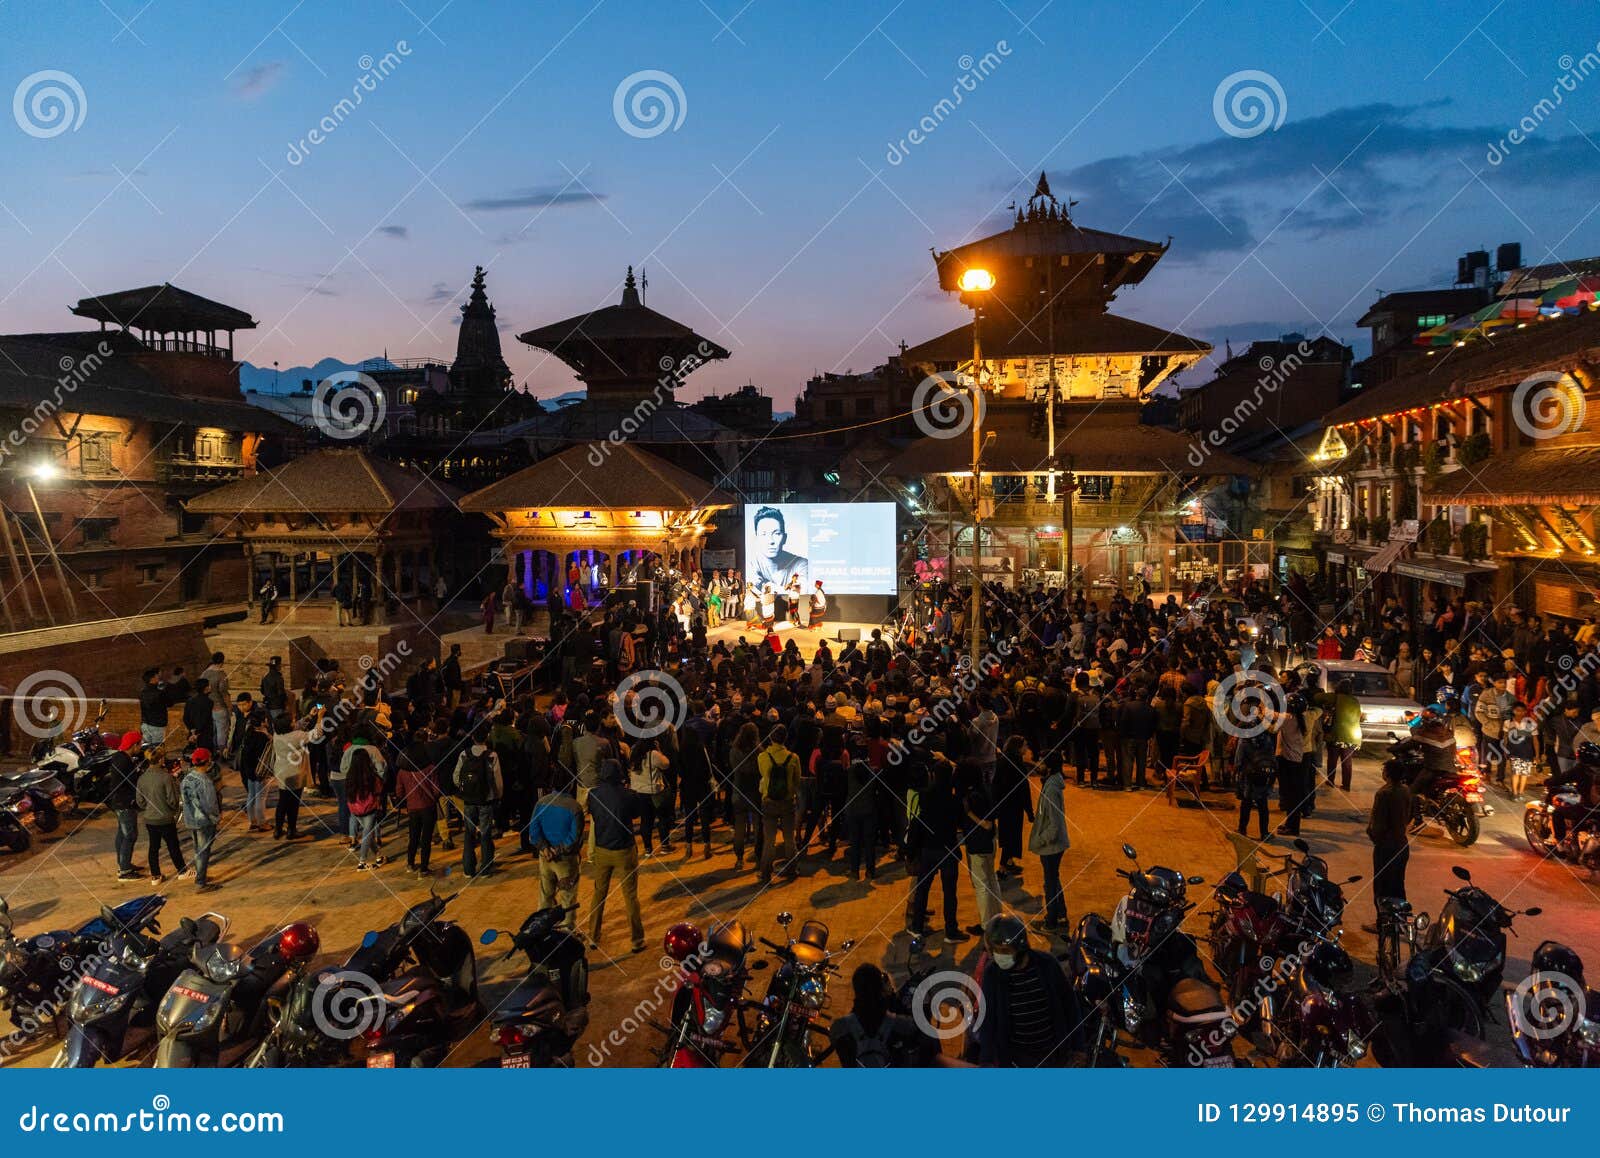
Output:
[960, 267, 995, 662]
[23, 459, 77, 621]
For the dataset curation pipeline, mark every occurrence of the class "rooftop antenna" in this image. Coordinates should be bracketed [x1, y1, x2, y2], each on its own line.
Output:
[640, 266, 648, 305]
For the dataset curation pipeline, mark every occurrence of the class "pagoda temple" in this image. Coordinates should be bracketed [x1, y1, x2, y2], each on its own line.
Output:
[517, 267, 729, 404]
[888, 176, 1257, 594]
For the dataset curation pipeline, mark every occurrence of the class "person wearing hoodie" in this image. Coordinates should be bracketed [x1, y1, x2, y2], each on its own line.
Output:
[136, 755, 186, 882]
[1028, 751, 1071, 931]
[451, 725, 504, 878]
[179, 749, 222, 888]
[585, 758, 644, 952]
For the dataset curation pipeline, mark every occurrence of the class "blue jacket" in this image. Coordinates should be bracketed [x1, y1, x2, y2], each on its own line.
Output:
[180, 770, 220, 828]
[528, 791, 585, 855]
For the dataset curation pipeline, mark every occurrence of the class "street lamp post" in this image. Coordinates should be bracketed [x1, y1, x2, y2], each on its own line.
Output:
[25, 464, 77, 622]
[958, 267, 996, 662]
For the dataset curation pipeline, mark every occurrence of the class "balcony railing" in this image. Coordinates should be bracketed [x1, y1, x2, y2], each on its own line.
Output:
[155, 456, 247, 484]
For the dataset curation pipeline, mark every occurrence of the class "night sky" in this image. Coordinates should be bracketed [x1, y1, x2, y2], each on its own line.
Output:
[4, 1, 1598, 402]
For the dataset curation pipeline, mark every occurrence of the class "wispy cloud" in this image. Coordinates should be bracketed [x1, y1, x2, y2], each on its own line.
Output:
[423, 281, 456, 305]
[1031, 101, 1600, 264]
[234, 61, 286, 100]
[377, 225, 409, 239]
[463, 186, 607, 211]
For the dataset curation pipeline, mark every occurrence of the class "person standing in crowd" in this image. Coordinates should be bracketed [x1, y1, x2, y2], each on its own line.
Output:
[1364, 757, 1415, 930]
[200, 653, 231, 768]
[1325, 678, 1360, 790]
[260, 656, 288, 728]
[728, 720, 763, 871]
[179, 750, 221, 889]
[586, 758, 645, 953]
[346, 744, 385, 870]
[905, 757, 967, 942]
[961, 766, 1002, 938]
[395, 738, 441, 876]
[480, 587, 499, 634]
[270, 715, 310, 840]
[1029, 750, 1070, 931]
[139, 667, 169, 750]
[1274, 696, 1309, 837]
[992, 735, 1034, 877]
[182, 677, 216, 753]
[1234, 710, 1276, 841]
[528, 778, 586, 928]
[450, 725, 503, 878]
[972, 916, 1078, 1067]
[136, 755, 185, 883]
[843, 742, 880, 881]
[757, 725, 801, 884]
[108, 732, 145, 882]
[237, 708, 272, 832]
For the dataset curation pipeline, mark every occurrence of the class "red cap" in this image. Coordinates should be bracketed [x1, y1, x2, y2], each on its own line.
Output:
[119, 731, 142, 752]
[189, 747, 213, 766]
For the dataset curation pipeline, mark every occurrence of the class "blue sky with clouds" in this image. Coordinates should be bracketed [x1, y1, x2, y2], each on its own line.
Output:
[3, 1, 1598, 401]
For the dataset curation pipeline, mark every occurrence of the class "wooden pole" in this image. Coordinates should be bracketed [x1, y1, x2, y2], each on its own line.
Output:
[26, 480, 77, 620]
[0, 504, 35, 626]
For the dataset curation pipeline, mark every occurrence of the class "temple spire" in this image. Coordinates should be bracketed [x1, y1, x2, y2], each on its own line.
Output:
[620, 265, 641, 308]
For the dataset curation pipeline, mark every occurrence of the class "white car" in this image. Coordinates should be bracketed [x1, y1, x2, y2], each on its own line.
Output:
[1294, 659, 1422, 743]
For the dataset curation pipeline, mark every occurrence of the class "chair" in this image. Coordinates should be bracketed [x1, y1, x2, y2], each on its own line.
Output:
[1164, 749, 1210, 806]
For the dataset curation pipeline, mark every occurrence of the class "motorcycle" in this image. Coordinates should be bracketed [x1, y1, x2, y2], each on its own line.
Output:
[1387, 732, 1479, 846]
[362, 904, 481, 1069]
[1503, 941, 1600, 1068]
[54, 902, 226, 1067]
[248, 891, 470, 1068]
[741, 911, 853, 1068]
[1106, 843, 1239, 1067]
[153, 919, 320, 1067]
[0, 769, 75, 839]
[1371, 866, 1541, 1065]
[1066, 912, 1130, 1067]
[1208, 871, 1370, 1067]
[478, 905, 588, 1068]
[653, 919, 756, 1068]
[1523, 777, 1600, 868]
[0, 783, 40, 853]
[0, 894, 158, 1041]
[31, 702, 117, 806]
[1275, 839, 1361, 975]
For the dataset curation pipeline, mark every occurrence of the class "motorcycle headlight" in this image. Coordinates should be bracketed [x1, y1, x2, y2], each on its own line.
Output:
[204, 955, 242, 984]
[1345, 1030, 1366, 1060]
[1576, 1019, 1600, 1047]
[797, 975, 825, 1010]
[700, 1006, 728, 1034]
[1451, 957, 1485, 984]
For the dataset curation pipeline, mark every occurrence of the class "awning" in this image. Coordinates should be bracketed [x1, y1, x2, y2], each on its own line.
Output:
[1363, 537, 1410, 575]
[1391, 557, 1498, 588]
[1421, 444, 1600, 506]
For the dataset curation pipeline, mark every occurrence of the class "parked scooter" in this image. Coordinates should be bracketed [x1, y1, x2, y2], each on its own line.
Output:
[31, 702, 116, 805]
[0, 894, 157, 1041]
[248, 892, 469, 1068]
[0, 769, 75, 838]
[479, 904, 588, 1068]
[741, 912, 853, 1068]
[54, 902, 226, 1067]
[1106, 843, 1239, 1067]
[0, 783, 41, 853]
[153, 919, 320, 1067]
[361, 906, 481, 1068]
[1371, 866, 1541, 1065]
[653, 920, 756, 1067]
[1503, 941, 1599, 1068]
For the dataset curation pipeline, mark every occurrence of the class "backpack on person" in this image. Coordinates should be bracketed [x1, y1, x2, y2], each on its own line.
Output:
[843, 1015, 899, 1067]
[760, 748, 796, 803]
[456, 750, 493, 805]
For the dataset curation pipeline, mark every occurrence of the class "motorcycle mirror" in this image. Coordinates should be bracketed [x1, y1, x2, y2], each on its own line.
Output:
[1523, 906, 1543, 917]
[752, 959, 770, 971]
[0, 897, 8, 915]
[361, 931, 379, 949]
[1345, 875, 1364, 884]
[1451, 865, 1471, 882]
[776, 911, 793, 927]
[1293, 838, 1309, 854]
[1187, 875, 1205, 886]
[1121, 843, 1138, 860]
[480, 929, 501, 945]
[840, 939, 857, 951]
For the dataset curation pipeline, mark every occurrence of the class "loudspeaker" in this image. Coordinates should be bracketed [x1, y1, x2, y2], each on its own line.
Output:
[504, 639, 535, 662]
[836, 627, 861, 642]
[635, 580, 655, 609]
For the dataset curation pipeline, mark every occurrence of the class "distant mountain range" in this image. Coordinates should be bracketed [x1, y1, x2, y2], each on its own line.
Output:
[239, 357, 389, 394]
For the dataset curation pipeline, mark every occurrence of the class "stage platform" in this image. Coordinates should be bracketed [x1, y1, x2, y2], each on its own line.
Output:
[704, 618, 893, 661]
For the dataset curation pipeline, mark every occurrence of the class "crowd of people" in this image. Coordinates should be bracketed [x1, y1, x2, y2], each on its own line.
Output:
[89, 567, 1600, 1064]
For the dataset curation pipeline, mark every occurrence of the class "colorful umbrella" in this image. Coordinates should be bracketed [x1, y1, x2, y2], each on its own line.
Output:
[1538, 274, 1600, 311]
